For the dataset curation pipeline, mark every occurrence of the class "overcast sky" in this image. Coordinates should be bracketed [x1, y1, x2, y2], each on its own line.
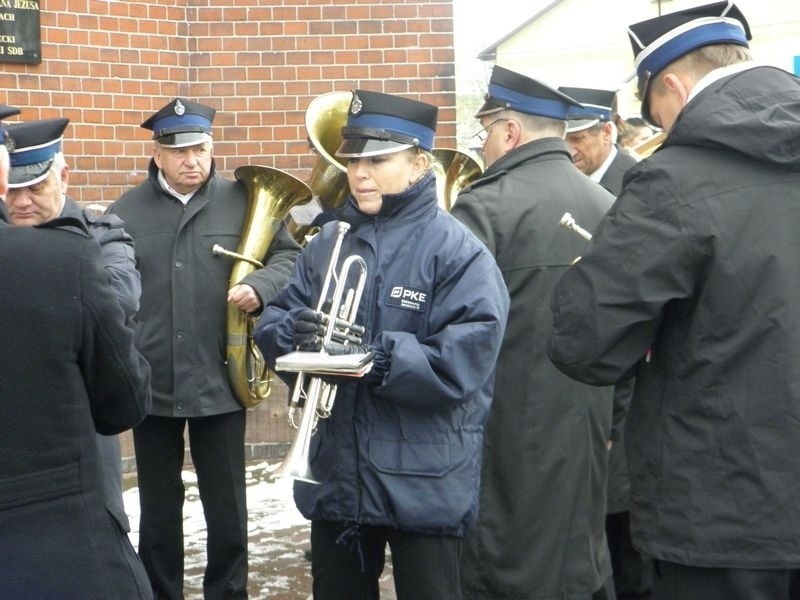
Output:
[453, 1, 547, 92]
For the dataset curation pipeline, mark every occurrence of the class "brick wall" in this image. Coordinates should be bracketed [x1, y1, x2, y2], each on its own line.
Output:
[2, 0, 456, 467]
[0, 0, 457, 204]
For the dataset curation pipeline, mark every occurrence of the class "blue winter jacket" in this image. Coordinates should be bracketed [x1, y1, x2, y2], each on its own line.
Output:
[255, 172, 509, 536]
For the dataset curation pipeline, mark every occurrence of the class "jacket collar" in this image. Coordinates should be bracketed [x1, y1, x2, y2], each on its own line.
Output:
[486, 137, 572, 176]
[333, 170, 438, 230]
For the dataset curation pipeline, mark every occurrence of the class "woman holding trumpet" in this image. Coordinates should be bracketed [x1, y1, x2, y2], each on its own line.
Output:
[255, 89, 509, 600]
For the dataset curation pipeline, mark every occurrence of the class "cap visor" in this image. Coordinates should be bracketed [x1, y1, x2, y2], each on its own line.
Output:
[155, 131, 212, 148]
[474, 101, 506, 118]
[8, 160, 52, 188]
[335, 138, 412, 158]
[566, 118, 600, 133]
[0, 105, 20, 120]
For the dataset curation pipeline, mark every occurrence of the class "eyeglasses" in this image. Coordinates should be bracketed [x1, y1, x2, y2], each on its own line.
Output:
[471, 118, 509, 147]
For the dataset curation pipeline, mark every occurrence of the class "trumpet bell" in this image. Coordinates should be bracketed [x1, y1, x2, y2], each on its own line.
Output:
[271, 376, 324, 485]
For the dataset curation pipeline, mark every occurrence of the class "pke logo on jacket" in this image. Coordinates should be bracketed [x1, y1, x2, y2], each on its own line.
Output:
[387, 285, 428, 312]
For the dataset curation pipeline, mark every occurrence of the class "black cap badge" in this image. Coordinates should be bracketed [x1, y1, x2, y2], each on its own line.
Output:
[349, 92, 363, 116]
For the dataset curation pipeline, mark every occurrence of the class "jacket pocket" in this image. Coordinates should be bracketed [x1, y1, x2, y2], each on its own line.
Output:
[368, 436, 477, 533]
[0, 463, 80, 510]
[369, 437, 452, 477]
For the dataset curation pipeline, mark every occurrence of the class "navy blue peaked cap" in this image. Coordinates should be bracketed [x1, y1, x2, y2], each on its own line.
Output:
[628, 1, 750, 123]
[141, 97, 216, 147]
[559, 87, 616, 132]
[336, 89, 438, 158]
[0, 105, 19, 121]
[476, 65, 581, 120]
[6, 117, 69, 188]
[0, 104, 21, 153]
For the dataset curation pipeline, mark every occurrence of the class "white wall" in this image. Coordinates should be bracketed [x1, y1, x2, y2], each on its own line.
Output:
[492, 0, 800, 116]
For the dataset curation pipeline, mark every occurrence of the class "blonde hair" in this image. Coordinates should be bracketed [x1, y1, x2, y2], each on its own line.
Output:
[650, 43, 753, 96]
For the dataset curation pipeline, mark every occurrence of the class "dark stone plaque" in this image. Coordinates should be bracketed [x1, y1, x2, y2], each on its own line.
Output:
[0, 1, 40, 65]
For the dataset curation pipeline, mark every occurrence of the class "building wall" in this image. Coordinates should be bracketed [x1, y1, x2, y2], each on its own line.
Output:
[491, 0, 800, 117]
[0, 0, 457, 204]
[0, 0, 457, 467]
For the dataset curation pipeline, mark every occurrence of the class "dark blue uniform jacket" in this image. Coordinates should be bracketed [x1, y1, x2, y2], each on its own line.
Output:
[256, 173, 509, 536]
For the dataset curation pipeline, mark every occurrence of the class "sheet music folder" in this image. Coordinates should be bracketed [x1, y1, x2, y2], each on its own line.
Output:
[275, 350, 374, 377]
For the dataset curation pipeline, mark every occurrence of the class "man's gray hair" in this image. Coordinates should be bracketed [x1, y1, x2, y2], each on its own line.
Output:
[517, 112, 568, 138]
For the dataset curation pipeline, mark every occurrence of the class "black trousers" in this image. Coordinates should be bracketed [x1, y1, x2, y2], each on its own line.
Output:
[310, 520, 463, 600]
[606, 511, 652, 599]
[652, 560, 800, 600]
[133, 412, 249, 600]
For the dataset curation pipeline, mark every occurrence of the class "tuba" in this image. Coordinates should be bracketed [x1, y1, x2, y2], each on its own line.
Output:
[432, 148, 483, 211]
[288, 91, 352, 243]
[272, 221, 369, 483]
[213, 165, 313, 408]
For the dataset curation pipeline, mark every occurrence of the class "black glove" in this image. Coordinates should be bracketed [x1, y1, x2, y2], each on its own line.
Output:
[323, 342, 372, 356]
[293, 308, 324, 351]
[323, 343, 389, 385]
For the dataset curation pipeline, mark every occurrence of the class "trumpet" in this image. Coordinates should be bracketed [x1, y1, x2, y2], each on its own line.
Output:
[272, 221, 368, 484]
[559, 212, 593, 265]
[559, 212, 592, 240]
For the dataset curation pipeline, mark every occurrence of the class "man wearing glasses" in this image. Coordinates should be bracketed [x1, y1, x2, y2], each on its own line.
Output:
[451, 65, 618, 599]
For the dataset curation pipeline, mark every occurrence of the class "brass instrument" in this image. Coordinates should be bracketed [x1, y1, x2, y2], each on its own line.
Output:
[213, 165, 313, 409]
[432, 148, 483, 211]
[632, 130, 666, 158]
[559, 212, 593, 265]
[559, 212, 592, 241]
[289, 91, 352, 243]
[273, 221, 368, 483]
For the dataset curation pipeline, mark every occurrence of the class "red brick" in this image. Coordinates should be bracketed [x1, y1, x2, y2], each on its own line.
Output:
[0, 0, 457, 207]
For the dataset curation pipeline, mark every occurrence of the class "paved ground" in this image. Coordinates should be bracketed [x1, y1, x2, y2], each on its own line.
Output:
[124, 460, 396, 599]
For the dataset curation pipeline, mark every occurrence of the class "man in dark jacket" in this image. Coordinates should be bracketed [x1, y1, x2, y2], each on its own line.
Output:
[109, 98, 301, 599]
[549, 2, 800, 598]
[0, 105, 153, 599]
[451, 65, 616, 600]
[3, 116, 141, 540]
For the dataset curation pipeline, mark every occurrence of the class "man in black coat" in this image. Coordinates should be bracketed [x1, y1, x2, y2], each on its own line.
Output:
[451, 66, 616, 600]
[109, 98, 301, 599]
[3, 116, 142, 543]
[560, 86, 639, 196]
[0, 105, 153, 599]
[550, 2, 800, 599]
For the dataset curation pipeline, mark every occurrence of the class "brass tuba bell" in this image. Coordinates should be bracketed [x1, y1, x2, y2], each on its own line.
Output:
[432, 148, 483, 211]
[213, 165, 313, 408]
[288, 91, 352, 243]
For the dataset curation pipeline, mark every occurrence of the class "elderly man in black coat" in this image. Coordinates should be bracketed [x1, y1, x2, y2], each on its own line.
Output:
[0, 105, 153, 599]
